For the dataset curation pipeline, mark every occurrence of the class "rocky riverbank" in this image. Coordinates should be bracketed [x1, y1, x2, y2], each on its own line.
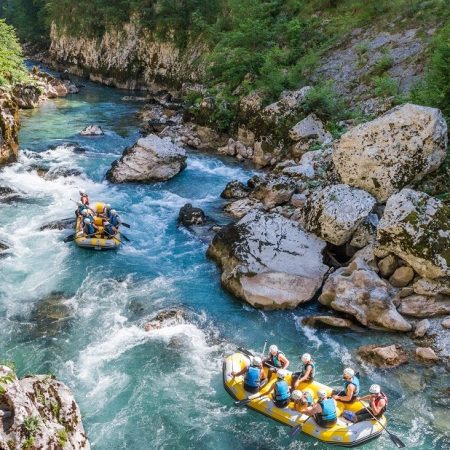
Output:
[0, 365, 89, 449]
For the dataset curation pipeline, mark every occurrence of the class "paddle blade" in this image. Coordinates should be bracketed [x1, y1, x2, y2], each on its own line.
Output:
[234, 398, 252, 407]
[121, 222, 131, 228]
[237, 347, 254, 357]
[389, 433, 406, 448]
[63, 234, 76, 242]
[289, 425, 301, 438]
[120, 234, 130, 242]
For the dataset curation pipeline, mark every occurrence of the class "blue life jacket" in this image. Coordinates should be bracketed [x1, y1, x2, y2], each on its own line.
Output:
[244, 366, 260, 389]
[318, 398, 337, 421]
[110, 215, 120, 227]
[305, 391, 313, 406]
[77, 205, 85, 214]
[104, 208, 112, 219]
[344, 376, 360, 398]
[84, 223, 95, 235]
[274, 380, 290, 401]
[301, 362, 315, 380]
[270, 351, 285, 368]
[104, 224, 115, 236]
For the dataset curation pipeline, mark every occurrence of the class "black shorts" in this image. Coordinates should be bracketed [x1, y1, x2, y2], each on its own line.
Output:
[274, 399, 289, 408]
[244, 383, 259, 393]
[315, 415, 337, 428]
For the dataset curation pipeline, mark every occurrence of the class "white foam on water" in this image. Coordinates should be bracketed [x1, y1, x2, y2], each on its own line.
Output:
[188, 157, 252, 180]
[295, 315, 323, 349]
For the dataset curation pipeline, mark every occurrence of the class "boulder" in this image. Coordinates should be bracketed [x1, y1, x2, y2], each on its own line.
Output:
[106, 134, 187, 183]
[389, 266, 415, 287]
[415, 347, 439, 362]
[289, 113, 332, 143]
[11, 84, 42, 109]
[39, 218, 76, 231]
[0, 91, 20, 166]
[207, 210, 329, 309]
[377, 189, 450, 279]
[144, 308, 187, 331]
[302, 315, 357, 329]
[300, 184, 376, 246]
[441, 317, 450, 329]
[357, 344, 408, 368]
[378, 254, 398, 278]
[397, 294, 450, 317]
[333, 104, 448, 202]
[414, 319, 431, 338]
[80, 125, 104, 136]
[349, 218, 377, 249]
[250, 175, 296, 209]
[0, 366, 90, 449]
[319, 257, 412, 331]
[221, 180, 250, 199]
[223, 198, 263, 219]
[413, 278, 450, 297]
[178, 203, 206, 226]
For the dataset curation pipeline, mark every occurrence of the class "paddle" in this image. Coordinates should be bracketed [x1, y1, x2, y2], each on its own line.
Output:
[64, 233, 76, 242]
[121, 222, 131, 228]
[234, 393, 266, 407]
[120, 233, 130, 242]
[359, 402, 405, 448]
[289, 411, 311, 438]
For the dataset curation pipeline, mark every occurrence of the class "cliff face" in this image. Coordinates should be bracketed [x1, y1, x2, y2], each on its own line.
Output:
[49, 22, 205, 90]
[0, 91, 20, 166]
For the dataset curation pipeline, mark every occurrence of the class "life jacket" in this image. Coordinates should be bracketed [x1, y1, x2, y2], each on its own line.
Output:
[80, 194, 89, 205]
[344, 376, 360, 398]
[304, 391, 313, 406]
[103, 208, 112, 219]
[110, 215, 120, 227]
[84, 223, 95, 235]
[244, 366, 261, 389]
[104, 224, 115, 236]
[372, 392, 388, 413]
[301, 362, 315, 380]
[270, 351, 285, 368]
[318, 398, 337, 422]
[274, 380, 290, 401]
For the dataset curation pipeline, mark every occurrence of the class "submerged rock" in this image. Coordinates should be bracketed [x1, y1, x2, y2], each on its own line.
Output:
[80, 124, 104, 136]
[207, 210, 328, 309]
[0, 365, 90, 449]
[301, 315, 357, 329]
[106, 134, 187, 183]
[300, 184, 376, 246]
[377, 189, 450, 279]
[144, 308, 187, 331]
[415, 347, 439, 362]
[39, 218, 76, 231]
[178, 203, 206, 226]
[333, 104, 448, 202]
[357, 344, 408, 368]
[319, 257, 412, 331]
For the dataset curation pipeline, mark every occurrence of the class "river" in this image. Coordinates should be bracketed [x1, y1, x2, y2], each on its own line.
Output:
[0, 75, 448, 449]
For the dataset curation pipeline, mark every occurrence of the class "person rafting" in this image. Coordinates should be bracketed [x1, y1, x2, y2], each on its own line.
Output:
[263, 345, 289, 375]
[332, 368, 360, 403]
[82, 217, 98, 237]
[79, 189, 89, 206]
[103, 221, 117, 238]
[101, 203, 112, 219]
[75, 201, 86, 218]
[291, 353, 315, 389]
[345, 384, 388, 423]
[291, 389, 313, 412]
[110, 209, 121, 228]
[303, 389, 337, 428]
[266, 369, 290, 408]
[231, 356, 267, 393]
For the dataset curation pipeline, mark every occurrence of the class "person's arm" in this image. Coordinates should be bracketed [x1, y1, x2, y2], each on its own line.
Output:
[280, 354, 289, 369]
[334, 384, 355, 402]
[231, 367, 247, 377]
[303, 403, 319, 417]
[356, 394, 371, 402]
[371, 398, 385, 416]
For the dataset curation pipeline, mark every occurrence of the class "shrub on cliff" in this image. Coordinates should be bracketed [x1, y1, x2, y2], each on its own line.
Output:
[0, 19, 30, 86]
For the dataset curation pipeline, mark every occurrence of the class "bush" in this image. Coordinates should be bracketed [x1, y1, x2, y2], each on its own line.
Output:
[302, 82, 348, 122]
[0, 19, 30, 86]
[374, 76, 399, 98]
[57, 429, 69, 447]
[371, 54, 394, 76]
[23, 416, 41, 437]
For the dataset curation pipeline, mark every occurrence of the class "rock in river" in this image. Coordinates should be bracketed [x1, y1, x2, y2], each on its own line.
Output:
[333, 104, 448, 202]
[377, 189, 450, 279]
[319, 257, 412, 331]
[207, 210, 329, 309]
[178, 203, 206, 226]
[357, 344, 408, 368]
[0, 365, 90, 449]
[106, 134, 187, 183]
[80, 124, 104, 136]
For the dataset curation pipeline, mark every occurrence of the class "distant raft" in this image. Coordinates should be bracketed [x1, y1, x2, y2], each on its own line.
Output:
[223, 352, 386, 447]
[75, 202, 121, 250]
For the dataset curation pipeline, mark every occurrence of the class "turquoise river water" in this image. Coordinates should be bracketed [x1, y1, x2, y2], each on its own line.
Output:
[0, 76, 448, 449]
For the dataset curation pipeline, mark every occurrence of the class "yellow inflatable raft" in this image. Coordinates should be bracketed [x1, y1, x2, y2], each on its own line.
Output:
[75, 202, 121, 250]
[223, 351, 386, 447]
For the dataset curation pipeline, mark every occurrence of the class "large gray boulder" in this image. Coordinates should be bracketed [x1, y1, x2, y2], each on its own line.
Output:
[0, 365, 90, 449]
[106, 134, 187, 183]
[333, 104, 447, 202]
[207, 211, 328, 309]
[377, 189, 450, 279]
[319, 257, 412, 331]
[300, 184, 376, 245]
